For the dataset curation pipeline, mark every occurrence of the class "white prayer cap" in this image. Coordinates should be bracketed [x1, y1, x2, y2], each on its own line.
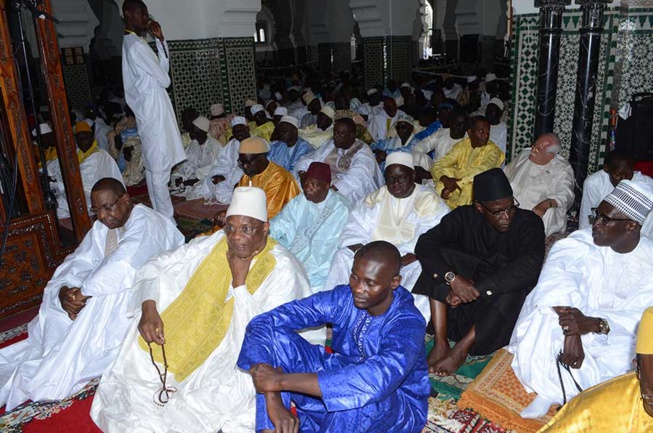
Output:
[226, 187, 268, 222]
[239, 137, 270, 154]
[302, 90, 317, 105]
[396, 112, 414, 125]
[250, 104, 264, 115]
[488, 97, 505, 111]
[192, 116, 211, 132]
[32, 123, 52, 137]
[280, 115, 299, 128]
[320, 106, 335, 119]
[210, 103, 224, 117]
[231, 116, 247, 127]
[604, 180, 653, 225]
[274, 107, 288, 117]
[466, 75, 478, 83]
[485, 73, 498, 83]
[385, 152, 414, 170]
[367, 88, 378, 96]
[400, 82, 411, 88]
[244, 99, 257, 107]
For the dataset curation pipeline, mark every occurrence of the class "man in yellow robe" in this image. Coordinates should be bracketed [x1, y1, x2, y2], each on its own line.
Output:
[431, 115, 504, 209]
[538, 306, 653, 432]
[251, 104, 276, 142]
[237, 137, 300, 219]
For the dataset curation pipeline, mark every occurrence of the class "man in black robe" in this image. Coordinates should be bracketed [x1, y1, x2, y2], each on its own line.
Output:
[413, 168, 545, 376]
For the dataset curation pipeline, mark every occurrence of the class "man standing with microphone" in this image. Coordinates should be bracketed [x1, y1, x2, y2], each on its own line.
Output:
[122, 0, 185, 222]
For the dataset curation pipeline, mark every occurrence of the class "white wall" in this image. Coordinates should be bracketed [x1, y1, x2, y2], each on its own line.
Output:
[113, 0, 260, 40]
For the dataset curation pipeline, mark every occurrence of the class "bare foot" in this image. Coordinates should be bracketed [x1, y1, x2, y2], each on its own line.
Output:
[428, 340, 451, 373]
[432, 343, 468, 377]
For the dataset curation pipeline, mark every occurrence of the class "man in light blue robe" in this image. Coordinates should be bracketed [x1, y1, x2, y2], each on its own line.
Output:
[270, 162, 351, 292]
[370, 113, 428, 171]
[269, 115, 313, 172]
[237, 241, 429, 433]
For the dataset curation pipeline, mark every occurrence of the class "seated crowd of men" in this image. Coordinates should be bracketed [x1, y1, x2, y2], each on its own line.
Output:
[18, 64, 653, 432]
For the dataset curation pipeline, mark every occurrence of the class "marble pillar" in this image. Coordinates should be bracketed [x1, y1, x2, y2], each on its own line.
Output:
[534, 0, 570, 138]
[569, 0, 612, 202]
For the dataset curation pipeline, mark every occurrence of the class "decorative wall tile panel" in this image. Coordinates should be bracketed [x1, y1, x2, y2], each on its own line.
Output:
[221, 37, 257, 116]
[510, 9, 618, 173]
[363, 37, 385, 90]
[164, 37, 256, 119]
[168, 39, 222, 122]
[61, 50, 92, 111]
[332, 42, 352, 75]
[616, 9, 653, 107]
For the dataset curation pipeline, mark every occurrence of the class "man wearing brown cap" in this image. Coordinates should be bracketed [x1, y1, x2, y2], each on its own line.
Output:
[271, 162, 351, 292]
[237, 137, 300, 219]
[414, 168, 545, 377]
[294, 118, 384, 205]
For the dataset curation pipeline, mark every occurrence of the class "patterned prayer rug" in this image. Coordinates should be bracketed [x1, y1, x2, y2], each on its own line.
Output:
[0, 330, 510, 432]
[458, 349, 558, 433]
[425, 335, 494, 400]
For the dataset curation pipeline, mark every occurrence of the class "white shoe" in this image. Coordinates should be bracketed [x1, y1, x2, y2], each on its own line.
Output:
[520, 395, 553, 419]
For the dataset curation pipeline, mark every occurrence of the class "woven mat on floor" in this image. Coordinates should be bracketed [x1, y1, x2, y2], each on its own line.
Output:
[422, 397, 510, 433]
[173, 198, 227, 220]
[458, 349, 559, 433]
[425, 336, 493, 400]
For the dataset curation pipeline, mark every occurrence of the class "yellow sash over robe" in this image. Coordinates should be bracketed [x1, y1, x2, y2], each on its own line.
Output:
[238, 161, 299, 219]
[431, 137, 504, 209]
[538, 372, 653, 432]
[138, 236, 277, 382]
[77, 140, 99, 164]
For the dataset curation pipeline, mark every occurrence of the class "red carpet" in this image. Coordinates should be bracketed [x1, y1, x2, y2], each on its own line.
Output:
[0, 326, 101, 433]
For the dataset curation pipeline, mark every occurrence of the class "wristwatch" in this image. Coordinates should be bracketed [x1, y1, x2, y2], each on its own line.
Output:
[596, 318, 610, 335]
[444, 272, 456, 285]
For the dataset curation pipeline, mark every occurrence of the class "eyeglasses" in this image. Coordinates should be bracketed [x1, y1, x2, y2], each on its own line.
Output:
[479, 199, 520, 218]
[147, 343, 177, 406]
[642, 393, 653, 405]
[385, 174, 412, 185]
[589, 208, 632, 225]
[90, 193, 124, 215]
[237, 155, 262, 168]
[223, 224, 263, 235]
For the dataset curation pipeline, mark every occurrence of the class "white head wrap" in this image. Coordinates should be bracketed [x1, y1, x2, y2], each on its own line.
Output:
[226, 187, 268, 222]
[192, 116, 211, 132]
[385, 152, 414, 170]
[280, 116, 299, 128]
[250, 104, 265, 115]
[231, 116, 247, 127]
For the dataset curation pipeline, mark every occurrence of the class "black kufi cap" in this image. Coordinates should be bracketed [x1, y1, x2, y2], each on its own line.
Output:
[473, 168, 513, 202]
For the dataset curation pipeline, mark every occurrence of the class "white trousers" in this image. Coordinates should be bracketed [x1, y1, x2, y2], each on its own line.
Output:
[145, 168, 175, 222]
